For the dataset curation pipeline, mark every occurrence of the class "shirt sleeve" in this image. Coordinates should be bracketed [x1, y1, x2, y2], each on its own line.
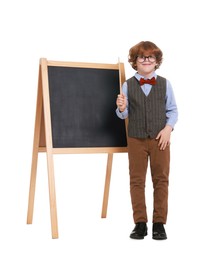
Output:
[116, 81, 129, 119]
[165, 80, 178, 128]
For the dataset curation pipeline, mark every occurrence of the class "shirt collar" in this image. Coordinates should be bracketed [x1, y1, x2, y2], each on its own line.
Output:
[134, 72, 157, 81]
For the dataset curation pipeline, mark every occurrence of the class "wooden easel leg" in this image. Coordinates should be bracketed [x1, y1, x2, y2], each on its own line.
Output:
[27, 67, 43, 224]
[40, 58, 59, 238]
[46, 152, 59, 239]
[27, 147, 39, 224]
[101, 153, 113, 218]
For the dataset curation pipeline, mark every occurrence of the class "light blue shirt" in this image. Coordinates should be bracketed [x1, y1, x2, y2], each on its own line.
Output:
[116, 72, 178, 129]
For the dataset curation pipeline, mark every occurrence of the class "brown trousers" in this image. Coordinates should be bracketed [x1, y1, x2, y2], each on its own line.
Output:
[128, 137, 170, 224]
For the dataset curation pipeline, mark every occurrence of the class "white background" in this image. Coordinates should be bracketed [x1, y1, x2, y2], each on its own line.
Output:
[1, 0, 207, 259]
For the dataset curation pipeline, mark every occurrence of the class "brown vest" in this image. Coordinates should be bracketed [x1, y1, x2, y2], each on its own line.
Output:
[127, 75, 166, 138]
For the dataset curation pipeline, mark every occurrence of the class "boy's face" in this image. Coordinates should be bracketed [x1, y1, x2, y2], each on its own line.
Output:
[136, 53, 157, 78]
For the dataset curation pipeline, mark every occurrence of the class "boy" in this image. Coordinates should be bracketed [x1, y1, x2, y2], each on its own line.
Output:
[116, 41, 178, 240]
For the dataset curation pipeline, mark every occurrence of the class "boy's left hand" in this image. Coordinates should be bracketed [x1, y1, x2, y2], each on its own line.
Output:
[156, 125, 172, 150]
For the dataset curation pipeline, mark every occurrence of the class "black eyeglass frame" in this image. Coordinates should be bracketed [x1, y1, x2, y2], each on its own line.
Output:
[136, 55, 156, 63]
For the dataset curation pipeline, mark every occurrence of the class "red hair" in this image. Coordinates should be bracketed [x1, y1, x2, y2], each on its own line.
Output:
[128, 41, 163, 70]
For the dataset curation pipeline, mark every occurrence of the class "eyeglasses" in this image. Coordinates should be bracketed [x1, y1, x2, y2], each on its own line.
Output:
[137, 55, 156, 63]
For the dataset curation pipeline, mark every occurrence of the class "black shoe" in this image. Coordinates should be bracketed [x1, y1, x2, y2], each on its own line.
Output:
[130, 222, 148, 239]
[152, 223, 167, 240]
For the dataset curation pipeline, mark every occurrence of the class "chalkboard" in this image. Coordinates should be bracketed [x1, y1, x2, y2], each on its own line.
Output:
[47, 65, 127, 148]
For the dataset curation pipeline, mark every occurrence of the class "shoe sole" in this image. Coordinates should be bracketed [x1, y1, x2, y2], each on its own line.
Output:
[152, 236, 167, 240]
[130, 232, 148, 240]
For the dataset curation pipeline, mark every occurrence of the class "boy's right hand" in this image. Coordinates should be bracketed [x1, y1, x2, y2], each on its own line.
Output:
[116, 93, 127, 112]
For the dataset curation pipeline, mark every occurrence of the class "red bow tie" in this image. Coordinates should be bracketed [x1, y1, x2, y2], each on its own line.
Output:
[139, 77, 156, 85]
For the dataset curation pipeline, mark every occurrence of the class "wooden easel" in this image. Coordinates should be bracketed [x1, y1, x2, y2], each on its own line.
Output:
[27, 58, 127, 238]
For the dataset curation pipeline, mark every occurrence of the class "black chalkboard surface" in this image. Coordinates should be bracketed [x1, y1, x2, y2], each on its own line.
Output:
[47, 66, 127, 148]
